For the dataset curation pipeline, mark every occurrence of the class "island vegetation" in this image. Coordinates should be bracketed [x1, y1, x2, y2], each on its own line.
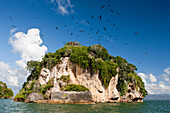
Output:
[14, 41, 147, 101]
[0, 81, 14, 99]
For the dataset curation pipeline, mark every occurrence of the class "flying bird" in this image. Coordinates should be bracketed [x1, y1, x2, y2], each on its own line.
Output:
[107, 4, 111, 7]
[116, 12, 120, 15]
[90, 5, 94, 6]
[111, 9, 114, 13]
[40, 34, 44, 37]
[96, 30, 100, 34]
[115, 35, 119, 37]
[79, 30, 84, 32]
[113, 24, 116, 26]
[124, 43, 128, 45]
[134, 32, 139, 35]
[11, 25, 16, 28]
[9, 16, 12, 21]
[109, 35, 112, 37]
[71, 33, 73, 35]
[101, 5, 105, 9]
[103, 26, 106, 31]
[63, 41, 66, 44]
[145, 52, 148, 56]
[65, 25, 67, 27]
[76, 35, 80, 38]
[56, 27, 59, 30]
[91, 15, 94, 19]
[107, 19, 110, 22]
[87, 21, 90, 24]
[99, 15, 101, 20]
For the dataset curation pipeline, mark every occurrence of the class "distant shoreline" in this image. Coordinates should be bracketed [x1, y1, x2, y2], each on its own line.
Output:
[144, 94, 170, 100]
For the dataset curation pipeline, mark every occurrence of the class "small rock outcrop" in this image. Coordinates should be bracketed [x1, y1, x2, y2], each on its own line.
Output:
[14, 42, 147, 103]
[25, 93, 44, 103]
[50, 91, 93, 104]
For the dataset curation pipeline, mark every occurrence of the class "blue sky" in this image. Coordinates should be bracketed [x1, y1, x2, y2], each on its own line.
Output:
[0, 0, 169, 95]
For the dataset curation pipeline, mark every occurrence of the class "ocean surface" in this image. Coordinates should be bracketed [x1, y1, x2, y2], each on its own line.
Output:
[0, 98, 170, 113]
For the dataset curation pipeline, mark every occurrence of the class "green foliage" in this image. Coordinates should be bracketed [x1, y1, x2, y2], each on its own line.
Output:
[14, 80, 39, 100]
[88, 45, 109, 60]
[117, 71, 148, 97]
[113, 56, 147, 97]
[0, 81, 14, 99]
[19, 41, 147, 99]
[70, 46, 89, 68]
[42, 52, 60, 70]
[62, 84, 89, 92]
[96, 59, 118, 88]
[27, 61, 42, 81]
[116, 81, 127, 96]
[14, 89, 32, 100]
[60, 75, 70, 83]
[40, 77, 54, 94]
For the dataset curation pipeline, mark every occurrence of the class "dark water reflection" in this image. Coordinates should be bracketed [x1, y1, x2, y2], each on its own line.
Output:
[0, 99, 169, 113]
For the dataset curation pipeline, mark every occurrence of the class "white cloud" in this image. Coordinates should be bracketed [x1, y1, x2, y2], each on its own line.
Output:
[162, 73, 169, 83]
[9, 28, 47, 69]
[138, 72, 170, 94]
[164, 67, 170, 75]
[158, 81, 169, 90]
[138, 73, 148, 83]
[10, 28, 18, 35]
[0, 62, 19, 87]
[149, 74, 157, 82]
[51, 0, 74, 15]
[7, 76, 19, 87]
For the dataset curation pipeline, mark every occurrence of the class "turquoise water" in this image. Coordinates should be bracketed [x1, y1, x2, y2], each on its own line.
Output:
[0, 99, 169, 113]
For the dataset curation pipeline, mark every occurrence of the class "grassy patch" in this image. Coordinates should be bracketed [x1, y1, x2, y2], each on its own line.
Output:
[62, 84, 89, 92]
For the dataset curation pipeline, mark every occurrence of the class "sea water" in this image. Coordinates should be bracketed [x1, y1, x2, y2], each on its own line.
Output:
[0, 99, 169, 113]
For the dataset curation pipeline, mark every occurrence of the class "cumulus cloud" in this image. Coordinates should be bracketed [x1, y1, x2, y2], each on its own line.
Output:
[138, 69, 170, 94]
[149, 74, 157, 82]
[138, 73, 148, 83]
[51, 0, 74, 15]
[164, 67, 170, 75]
[0, 62, 19, 87]
[9, 28, 47, 69]
[145, 82, 170, 94]
[10, 28, 18, 35]
[162, 73, 169, 83]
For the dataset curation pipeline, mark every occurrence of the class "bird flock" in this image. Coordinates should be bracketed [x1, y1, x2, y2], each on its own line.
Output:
[8, 0, 149, 65]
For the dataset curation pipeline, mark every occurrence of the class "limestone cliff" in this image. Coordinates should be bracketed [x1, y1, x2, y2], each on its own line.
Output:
[14, 41, 147, 103]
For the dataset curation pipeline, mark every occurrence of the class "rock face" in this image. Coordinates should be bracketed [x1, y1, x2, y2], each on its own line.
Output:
[14, 43, 147, 104]
[36, 57, 143, 103]
[50, 91, 93, 104]
[25, 93, 44, 103]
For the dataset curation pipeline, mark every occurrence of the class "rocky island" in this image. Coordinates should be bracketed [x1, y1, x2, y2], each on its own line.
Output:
[14, 41, 147, 104]
[0, 81, 14, 99]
